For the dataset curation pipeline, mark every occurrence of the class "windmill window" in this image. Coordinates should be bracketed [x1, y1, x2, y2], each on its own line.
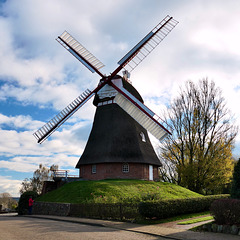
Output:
[92, 164, 96, 174]
[122, 163, 129, 173]
[140, 132, 146, 142]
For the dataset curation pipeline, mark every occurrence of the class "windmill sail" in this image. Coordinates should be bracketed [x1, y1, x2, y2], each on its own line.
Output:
[114, 88, 170, 141]
[33, 89, 94, 143]
[34, 16, 177, 144]
[57, 31, 105, 78]
[117, 15, 178, 73]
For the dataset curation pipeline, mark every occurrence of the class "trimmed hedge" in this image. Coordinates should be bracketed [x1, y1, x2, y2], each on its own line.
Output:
[231, 159, 240, 199]
[69, 203, 139, 220]
[210, 199, 240, 225]
[139, 194, 229, 219]
[33, 194, 229, 220]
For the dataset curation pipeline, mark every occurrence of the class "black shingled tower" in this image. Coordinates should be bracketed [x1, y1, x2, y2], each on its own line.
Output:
[76, 76, 161, 172]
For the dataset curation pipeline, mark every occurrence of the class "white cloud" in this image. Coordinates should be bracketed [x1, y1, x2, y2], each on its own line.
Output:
[0, 159, 38, 173]
[0, 114, 43, 130]
[0, 126, 87, 160]
[0, 112, 91, 177]
[0, 176, 22, 197]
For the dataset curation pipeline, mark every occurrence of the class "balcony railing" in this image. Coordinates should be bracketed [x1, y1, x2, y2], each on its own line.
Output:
[52, 170, 78, 179]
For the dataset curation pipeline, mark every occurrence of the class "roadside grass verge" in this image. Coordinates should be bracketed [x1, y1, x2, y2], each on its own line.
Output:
[137, 211, 211, 224]
[177, 216, 213, 225]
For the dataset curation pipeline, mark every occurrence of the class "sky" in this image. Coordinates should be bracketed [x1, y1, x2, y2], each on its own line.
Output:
[0, 0, 240, 197]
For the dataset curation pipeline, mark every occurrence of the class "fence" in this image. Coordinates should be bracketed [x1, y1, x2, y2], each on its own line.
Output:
[52, 170, 78, 179]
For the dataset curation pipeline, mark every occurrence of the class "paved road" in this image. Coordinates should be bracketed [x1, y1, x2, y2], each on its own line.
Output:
[0, 214, 168, 240]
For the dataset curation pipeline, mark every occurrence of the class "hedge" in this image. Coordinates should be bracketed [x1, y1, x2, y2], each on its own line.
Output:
[210, 199, 240, 225]
[69, 203, 140, 220]
[18, 191, 39, 215]
[139, 194, 229, 219]
[33, 194, 229, 220]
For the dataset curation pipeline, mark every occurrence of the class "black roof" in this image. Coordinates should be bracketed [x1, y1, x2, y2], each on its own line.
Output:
[76, 78, 161, 167]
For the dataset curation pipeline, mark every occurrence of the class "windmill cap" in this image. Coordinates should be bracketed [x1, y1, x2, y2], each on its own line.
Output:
[93, 76, 143, 106]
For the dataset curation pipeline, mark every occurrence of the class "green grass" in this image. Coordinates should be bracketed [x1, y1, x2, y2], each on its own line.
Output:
[177, 216, 214, 225]
[137, 211, 210, 224]
[37, 179, 202, 204]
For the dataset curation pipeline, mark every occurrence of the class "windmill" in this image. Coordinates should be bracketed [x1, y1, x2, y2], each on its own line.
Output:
[33, 15, 178, 181]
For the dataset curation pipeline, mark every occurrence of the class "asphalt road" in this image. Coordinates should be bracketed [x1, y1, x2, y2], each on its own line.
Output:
[0, 214, 168, 240]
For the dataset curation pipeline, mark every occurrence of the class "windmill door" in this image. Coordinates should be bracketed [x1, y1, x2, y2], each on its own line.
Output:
[149, 165, 153, 180]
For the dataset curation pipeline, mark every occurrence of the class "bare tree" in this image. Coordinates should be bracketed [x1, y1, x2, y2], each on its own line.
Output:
[20, 164, 58, 195]
[0, 193, 17, 210]
[159, 78, 238, 194]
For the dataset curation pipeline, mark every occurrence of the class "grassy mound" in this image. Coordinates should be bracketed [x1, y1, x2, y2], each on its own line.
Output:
[37, 179, 202, 204]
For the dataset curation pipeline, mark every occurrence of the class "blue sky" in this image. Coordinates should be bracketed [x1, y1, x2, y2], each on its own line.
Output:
[0, 0, 240, 197]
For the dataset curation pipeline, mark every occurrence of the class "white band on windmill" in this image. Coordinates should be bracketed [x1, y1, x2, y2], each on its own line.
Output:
[97, 76, 123, 106]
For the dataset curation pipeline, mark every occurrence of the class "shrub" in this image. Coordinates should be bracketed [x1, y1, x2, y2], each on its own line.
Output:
[18, 191, 38, 215]
[139, 194, 229, 219]
[231, 159, 240, 199]
[210, 199, 240, 225]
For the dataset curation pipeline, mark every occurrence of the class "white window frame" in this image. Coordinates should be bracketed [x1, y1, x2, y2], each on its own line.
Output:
[140, 132, 146, 142]
[149, 165, 153, 180]
[92, 164, 96, 174]
[122, 163, 129, 173]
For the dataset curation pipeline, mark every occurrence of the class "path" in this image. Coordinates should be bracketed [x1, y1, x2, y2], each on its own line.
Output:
[1, 213, 240, 240]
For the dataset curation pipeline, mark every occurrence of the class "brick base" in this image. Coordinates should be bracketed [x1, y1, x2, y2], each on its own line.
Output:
[78, 163, 159, 181]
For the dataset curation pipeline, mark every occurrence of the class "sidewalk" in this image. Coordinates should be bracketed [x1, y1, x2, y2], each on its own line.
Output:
[27, 214, 240, 240]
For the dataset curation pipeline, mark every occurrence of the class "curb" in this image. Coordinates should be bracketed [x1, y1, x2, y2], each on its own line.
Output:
[21, 214, 240, 240]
